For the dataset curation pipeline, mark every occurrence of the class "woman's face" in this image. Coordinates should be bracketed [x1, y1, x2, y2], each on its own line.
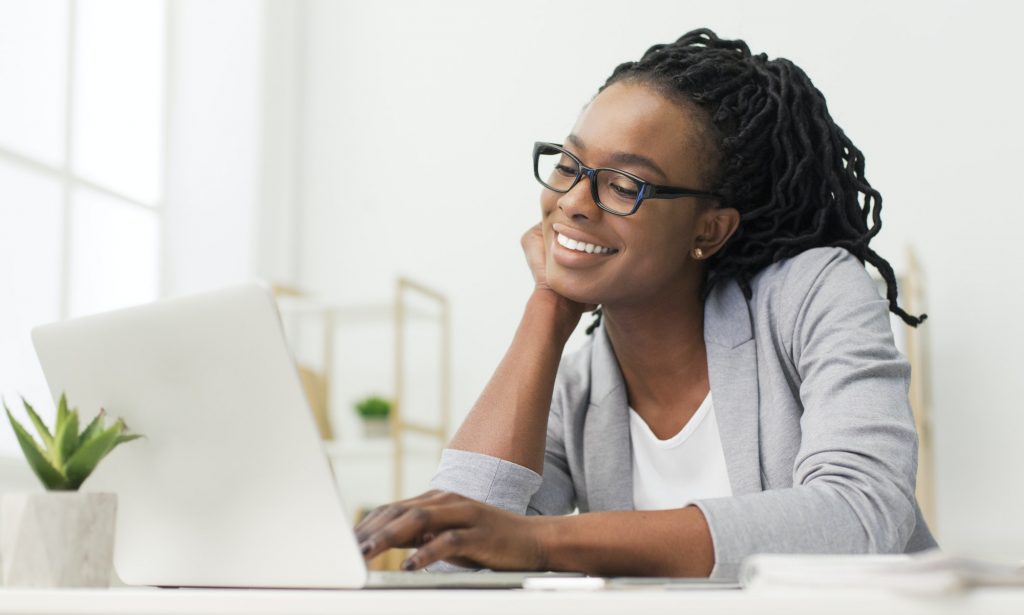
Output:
[540, 81, 727, 309]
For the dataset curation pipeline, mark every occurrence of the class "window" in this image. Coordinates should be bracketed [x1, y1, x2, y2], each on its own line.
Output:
[0, 0, 165, 455]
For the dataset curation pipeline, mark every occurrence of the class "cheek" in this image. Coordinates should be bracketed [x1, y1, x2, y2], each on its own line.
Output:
[540, 190, 558, 218]
[623, 219, 694, 279]
[540, 191, 560, 247]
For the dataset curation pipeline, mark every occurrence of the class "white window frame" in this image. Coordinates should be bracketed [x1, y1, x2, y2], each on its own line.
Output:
[0, 0, 169, 320]
[0, 0, 169, 468]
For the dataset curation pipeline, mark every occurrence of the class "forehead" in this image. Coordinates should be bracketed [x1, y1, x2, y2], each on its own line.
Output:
[569, 81, 705, 184]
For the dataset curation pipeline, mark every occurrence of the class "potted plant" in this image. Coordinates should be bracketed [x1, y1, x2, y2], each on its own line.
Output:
[354, 395, 392, 438]
[2, 394, 142, 587]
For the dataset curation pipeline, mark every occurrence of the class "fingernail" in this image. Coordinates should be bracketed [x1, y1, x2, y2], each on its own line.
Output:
[360, 541, 372, 555]
[400, 558, 415, 571]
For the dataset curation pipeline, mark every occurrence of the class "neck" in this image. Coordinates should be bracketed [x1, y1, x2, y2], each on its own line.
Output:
[602, 281, 709, 413]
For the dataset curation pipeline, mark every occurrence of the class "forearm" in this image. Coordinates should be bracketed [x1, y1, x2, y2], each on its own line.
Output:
[446, 290, 581, 473]
[536, 506, 715, 577]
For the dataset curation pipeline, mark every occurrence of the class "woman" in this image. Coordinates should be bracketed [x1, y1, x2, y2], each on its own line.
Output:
[354, 28, 938, 580]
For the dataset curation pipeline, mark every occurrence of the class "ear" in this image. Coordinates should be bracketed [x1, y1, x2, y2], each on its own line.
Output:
[693, 206, 740, 258]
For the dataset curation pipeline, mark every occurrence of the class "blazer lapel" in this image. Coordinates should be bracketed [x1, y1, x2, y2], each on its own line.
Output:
[582, 325, 634, 512]
[704, 280, 763, 496]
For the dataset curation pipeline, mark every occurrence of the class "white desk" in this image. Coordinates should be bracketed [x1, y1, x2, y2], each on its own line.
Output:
[1, 587, 1023, 615]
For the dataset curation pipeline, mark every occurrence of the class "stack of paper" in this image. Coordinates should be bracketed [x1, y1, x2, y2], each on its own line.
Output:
[739, 549, 1024, 595]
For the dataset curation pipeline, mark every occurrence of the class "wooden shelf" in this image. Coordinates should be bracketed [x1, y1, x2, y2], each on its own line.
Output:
[276, 297, 439, 322]
[273, 277, 451, 506]
[321, 438, 438, 460]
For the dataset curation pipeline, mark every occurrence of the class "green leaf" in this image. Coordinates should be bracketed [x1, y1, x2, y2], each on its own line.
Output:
[114, 433, 143, 446]
[78, 409, 106, 445]
[5, 402, 68, 490]
[63, 419, 124, 489]
[52, 408, 79, 469]
[19, 396, 54, 452]
[56, 393, 68, 429]
[355, 396, 391, 419]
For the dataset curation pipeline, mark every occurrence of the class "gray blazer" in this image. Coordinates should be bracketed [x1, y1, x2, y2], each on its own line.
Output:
[431, 246, 938, 580]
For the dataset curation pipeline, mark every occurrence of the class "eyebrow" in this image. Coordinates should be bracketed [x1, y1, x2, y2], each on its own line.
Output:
[566, 133, 669, 182]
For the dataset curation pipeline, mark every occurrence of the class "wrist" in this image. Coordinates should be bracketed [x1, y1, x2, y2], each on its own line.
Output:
[531, 514, 585, 573]
[526, 289, 584, 342]
[524, 508, 716, 577]
[528, 515, 562, 572]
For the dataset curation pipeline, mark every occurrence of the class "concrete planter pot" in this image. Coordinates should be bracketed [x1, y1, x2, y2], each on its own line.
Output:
[0, 492, 116, 587]
[361, 417, 391, 439]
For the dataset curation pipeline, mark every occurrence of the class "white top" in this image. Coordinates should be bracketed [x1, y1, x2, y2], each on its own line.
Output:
[629, 391, 733, 510]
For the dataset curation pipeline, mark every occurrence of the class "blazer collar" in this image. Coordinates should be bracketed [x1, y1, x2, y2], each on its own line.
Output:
[704, 278, 753, 349]
[583, 324, 634, 511]
[703, 280, 763, 496]
[583, 280, 763, 512]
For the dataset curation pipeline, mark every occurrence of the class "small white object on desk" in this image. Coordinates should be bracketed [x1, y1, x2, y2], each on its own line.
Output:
[522, 576, 607, 591]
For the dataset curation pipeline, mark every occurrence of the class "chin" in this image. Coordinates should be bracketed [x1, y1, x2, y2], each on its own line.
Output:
[547, 270, 605, 306]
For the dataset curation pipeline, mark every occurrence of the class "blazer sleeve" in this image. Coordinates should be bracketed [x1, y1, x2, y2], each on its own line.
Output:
[425, 447, 545, 573]
[690, 248, 920, 581]
[427, 447, 543, 513]
[428, 353, 581, 516]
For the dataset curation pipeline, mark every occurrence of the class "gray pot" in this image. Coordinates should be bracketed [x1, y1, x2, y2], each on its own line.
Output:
[362, 417, 391, 438]
[0, 492, 116, 587]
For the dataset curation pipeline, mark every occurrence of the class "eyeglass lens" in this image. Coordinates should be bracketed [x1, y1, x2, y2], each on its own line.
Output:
[535, 146, 642, 214]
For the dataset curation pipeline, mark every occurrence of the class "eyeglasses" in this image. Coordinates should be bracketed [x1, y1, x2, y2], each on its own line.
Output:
[532, 142, 721, 216]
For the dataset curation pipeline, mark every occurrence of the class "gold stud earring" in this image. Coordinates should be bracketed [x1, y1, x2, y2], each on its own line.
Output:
[692, 247, 704, 259]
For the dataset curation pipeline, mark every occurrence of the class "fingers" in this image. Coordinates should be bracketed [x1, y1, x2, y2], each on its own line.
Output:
[360, 507, 435, 561]
[520, 223, 543, 246]
[520, 222, 544, 250]
[363, 502, 543, 572]
[521, 224, 550, 289]
[401, 528, 483, 571]
[358, 496, 480, 561]
[354, 490, 445, 543]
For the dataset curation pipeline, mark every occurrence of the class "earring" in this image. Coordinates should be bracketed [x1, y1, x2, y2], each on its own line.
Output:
[692, 247, 704, 259]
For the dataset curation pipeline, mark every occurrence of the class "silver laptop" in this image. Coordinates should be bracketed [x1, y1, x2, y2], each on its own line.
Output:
[30, 282, 575, 590]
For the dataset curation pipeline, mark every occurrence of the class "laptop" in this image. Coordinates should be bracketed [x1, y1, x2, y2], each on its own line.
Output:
[30, 282, 579, 590]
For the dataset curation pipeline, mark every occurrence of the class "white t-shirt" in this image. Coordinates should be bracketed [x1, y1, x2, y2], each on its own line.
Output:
[628, 391, 733, 510]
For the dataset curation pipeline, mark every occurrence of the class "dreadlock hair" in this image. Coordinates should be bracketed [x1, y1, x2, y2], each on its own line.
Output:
[583, 28, 926, 336]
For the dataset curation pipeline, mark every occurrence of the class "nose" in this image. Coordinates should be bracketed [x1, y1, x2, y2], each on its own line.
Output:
[556, 173, 602, 221]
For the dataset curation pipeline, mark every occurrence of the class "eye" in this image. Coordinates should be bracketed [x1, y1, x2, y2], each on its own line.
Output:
[555, 164, 577, 177]
[610, 182, 638, 199]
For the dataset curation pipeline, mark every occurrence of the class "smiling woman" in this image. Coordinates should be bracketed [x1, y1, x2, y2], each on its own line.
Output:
[353, 27, 936, 580]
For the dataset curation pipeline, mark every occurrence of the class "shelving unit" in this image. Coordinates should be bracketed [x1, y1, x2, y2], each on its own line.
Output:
[900, 247, 935, 529]
[273, 277, 451, 502]
[873, 245, 934, 528]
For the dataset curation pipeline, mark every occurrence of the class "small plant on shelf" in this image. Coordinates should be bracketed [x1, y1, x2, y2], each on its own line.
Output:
[354, 395, 392, 438]
[4, 393, 143, 491]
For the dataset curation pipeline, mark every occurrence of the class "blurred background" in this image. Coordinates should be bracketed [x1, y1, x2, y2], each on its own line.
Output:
[1, 0, 1022, 565]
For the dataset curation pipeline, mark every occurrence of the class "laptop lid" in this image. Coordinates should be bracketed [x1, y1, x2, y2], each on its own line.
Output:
[31, 283, 368, 589]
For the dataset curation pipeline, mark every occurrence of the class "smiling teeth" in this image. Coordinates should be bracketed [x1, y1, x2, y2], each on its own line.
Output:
[557, 232, 615, 254]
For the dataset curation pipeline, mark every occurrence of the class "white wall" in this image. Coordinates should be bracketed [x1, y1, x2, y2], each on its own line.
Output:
[288, 0, 1024, 561]
[0, 0, 269, 490]
[161, 0, 264, 297]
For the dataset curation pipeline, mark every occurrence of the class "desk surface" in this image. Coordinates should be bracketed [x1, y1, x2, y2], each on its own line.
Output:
[1, 587, 1023, 615]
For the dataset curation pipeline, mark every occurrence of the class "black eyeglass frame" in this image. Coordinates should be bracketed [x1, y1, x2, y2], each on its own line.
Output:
[532, 141, 722, 216]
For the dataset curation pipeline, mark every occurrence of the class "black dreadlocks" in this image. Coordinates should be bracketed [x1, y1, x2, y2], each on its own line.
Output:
[584, 28, 926, 335]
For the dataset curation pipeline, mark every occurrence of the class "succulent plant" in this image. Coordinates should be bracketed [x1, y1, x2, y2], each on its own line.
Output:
[355, 395, 392, 420]
[4, 393, 143, 491]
